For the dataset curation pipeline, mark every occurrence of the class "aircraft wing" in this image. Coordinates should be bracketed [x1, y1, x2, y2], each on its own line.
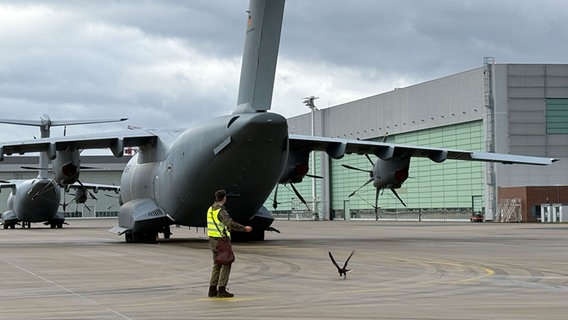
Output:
[289, 134, 558, 165]
[0, 129, 158, 160]
[66, 182, 120, 193]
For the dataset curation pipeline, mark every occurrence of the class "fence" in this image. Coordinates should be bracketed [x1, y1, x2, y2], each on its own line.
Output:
[336, 207, 473, 221]
[273, 207, 473, 221]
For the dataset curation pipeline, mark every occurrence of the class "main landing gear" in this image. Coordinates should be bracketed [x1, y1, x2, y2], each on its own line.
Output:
[124, 225, 172, 243]
[2, 222, 17, 229]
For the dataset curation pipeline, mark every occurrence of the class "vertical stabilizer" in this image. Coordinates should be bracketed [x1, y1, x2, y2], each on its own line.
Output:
[235, 0, 285, 114]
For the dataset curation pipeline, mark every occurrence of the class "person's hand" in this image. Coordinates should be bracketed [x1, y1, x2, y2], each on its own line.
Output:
[244, 226, 252, 232]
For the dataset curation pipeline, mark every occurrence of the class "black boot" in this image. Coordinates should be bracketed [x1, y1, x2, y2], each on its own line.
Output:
[208, 286, 217, 297]
[217, 286, 234, 298]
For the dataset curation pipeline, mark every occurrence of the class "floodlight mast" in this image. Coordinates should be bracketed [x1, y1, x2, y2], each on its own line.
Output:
[303, 96, 319, 219]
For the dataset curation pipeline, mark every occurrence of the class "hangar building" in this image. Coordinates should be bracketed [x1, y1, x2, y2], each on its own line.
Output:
[271, 62, 568, 221]
[1, 63, 566, 223]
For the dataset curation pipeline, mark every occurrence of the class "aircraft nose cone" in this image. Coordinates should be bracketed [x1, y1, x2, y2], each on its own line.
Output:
[235, 112, 288, 140]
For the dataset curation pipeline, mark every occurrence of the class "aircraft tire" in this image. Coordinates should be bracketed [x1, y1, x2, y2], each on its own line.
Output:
[161, 226, 172, 239]
[126, 231, 158, 244]
[252, 230, 265, 241]
[232, 229, 265, 242]
[125, 231, 133, 243]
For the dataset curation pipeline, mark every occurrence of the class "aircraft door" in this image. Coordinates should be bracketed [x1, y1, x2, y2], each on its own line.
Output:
[153, 158, 182, 220]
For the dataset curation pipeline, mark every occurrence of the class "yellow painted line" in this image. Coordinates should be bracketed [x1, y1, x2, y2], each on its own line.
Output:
[329, 258, 495, 295]
[449, 267, 495, 284]
[197, 296, 278, 302]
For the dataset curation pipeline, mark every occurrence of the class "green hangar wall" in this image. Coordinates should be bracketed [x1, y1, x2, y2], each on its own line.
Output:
[271, 63, 567, 221]
[330, 121, 484, 211]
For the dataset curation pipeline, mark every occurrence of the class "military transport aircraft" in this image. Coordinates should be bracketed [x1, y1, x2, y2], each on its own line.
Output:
[0, 115, 123, 229]
[0, 0, 557, 241]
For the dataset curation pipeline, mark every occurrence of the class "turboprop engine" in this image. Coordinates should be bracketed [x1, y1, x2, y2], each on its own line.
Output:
[343, 154, 411, 211]
[279, 150, 310, 184]
[52, 150, 81, 185]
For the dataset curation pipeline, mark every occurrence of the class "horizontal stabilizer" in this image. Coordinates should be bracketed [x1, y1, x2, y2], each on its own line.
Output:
[0, 115, 128, 128]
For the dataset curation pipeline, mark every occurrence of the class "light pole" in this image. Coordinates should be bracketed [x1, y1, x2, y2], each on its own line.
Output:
[303, 96, 319, 220]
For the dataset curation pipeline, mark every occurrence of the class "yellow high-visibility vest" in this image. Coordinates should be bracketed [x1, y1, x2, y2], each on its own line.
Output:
[207, 206, 230, 238]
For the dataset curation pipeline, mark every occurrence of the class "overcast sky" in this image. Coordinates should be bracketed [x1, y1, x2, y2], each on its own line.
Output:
[1, 0, 567, 141]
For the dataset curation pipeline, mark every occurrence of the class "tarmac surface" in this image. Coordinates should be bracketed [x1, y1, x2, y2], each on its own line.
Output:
[1, 219, 568, 320]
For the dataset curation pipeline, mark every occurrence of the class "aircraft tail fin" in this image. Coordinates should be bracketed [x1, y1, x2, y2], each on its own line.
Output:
[234, 0, 285, 114]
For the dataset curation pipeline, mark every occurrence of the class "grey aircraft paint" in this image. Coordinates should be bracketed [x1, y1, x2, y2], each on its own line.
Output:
[0, 0, 557, 241]
[0, 115, 124, 228]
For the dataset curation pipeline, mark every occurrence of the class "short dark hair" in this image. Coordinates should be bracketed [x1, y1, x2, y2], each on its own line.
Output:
[215, 189, 226, 201]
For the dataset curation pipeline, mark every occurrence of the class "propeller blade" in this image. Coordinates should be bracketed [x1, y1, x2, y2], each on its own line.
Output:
[61, 189, 79, 211]
[30, 180, 57, 200]
[391, 188, 407, 207]
[79, 165, 101, 170]
[341, 164, 371, 174]
[77, 180, 97, 200]
[348, 178, 373, 197]
[374, 188, 380, 215]
[272, 184, 279, 209]
[21, 166, 50, 170]
[290, 183, 310, 211]
[364, 154, 374, 166]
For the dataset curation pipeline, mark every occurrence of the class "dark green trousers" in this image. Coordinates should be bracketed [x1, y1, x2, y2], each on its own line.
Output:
[209, 237, 232, 286]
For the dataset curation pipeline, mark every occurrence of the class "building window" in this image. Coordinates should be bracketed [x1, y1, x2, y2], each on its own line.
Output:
[546, 99, 568, 134]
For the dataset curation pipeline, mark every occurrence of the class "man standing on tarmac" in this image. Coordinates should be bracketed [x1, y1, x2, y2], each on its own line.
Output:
[207, 189, 252, 298]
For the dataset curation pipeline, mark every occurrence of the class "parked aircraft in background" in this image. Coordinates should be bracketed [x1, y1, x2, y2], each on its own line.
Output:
[0, 1, 557, 241]
[0, 115, 123, 228]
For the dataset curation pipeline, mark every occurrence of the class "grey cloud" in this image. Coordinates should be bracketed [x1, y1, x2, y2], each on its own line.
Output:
[0, 0, 567, 142]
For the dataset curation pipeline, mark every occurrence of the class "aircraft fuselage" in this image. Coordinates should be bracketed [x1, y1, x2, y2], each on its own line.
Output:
[119, 111, 289, 227]
[3, 179, 61, 225]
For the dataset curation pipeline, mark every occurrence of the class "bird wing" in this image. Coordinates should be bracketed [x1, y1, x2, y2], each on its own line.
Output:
[328, 251, 341, 270]
[343, 250, 355, 269]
